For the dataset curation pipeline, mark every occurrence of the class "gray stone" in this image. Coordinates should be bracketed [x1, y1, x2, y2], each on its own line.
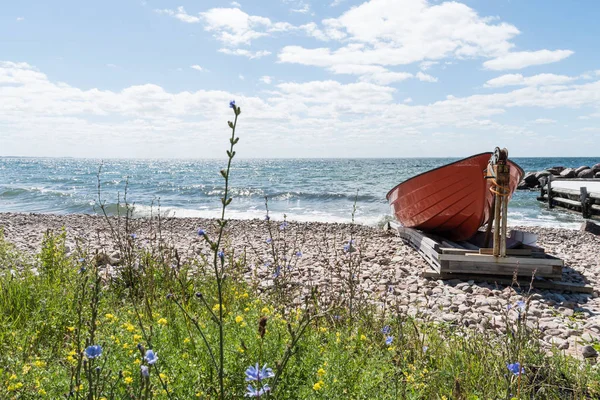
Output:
[559, 168, 576, 178]
[581, 345, 598, 358]
[575, 166, 590, 175]
[577, 168, 595, 178]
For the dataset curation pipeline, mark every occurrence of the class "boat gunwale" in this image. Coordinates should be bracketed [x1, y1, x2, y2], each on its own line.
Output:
[385, 152, 525, 201]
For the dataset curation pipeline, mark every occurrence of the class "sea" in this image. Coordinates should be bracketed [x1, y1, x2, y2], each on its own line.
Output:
[0, 157, 598, 229]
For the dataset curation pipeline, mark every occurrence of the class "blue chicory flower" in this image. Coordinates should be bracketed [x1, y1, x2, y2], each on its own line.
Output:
[245, 363, 275, 382]
[84, 345, 103, 359]
[218, 250, 224, 260]
[266, 238, 272, 244]
[279, 221, 288, 230]
[296, 251, 302, 257]
[130, 233, 137, 239]
[516, 300, 526, 312]
[197, 229, 206, 236]
[144, 349, 158, 365]
[385, 336, 394, 345]
[78, 266, 86, 274]
[381, 325, 391, 335]
[272, 266, 281, 278]
[507, 362, 525, 376]
[141, 365, 149, 377]
[264, 215, 270, 221]
[230, 100, 236, 109]
[245, 384, 270, 397]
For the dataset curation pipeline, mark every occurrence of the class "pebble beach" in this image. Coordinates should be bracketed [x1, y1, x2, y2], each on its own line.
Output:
[1, 212, 600, 359]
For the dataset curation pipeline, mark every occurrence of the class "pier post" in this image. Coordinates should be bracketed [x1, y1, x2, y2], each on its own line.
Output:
[547, 175, 554, 209]
[581, 187, 590, 218]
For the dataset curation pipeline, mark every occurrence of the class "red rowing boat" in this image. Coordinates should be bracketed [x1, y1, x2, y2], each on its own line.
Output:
[386, 152, 524, 241]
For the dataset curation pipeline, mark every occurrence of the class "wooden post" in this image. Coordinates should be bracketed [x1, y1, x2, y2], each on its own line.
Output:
[581, 187, 590, 218]
[547, 175, 554, 209]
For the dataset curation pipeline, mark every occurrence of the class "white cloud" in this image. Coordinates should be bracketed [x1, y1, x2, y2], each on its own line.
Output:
[416, 72, 437, 83]
[483, 50, 574, 70]
[420, 61, 438, 71]
[239, 74, 245, 80]
[16, 17, 25, 22]
[3, 61, 600, 158]
[218, 48, 271, 59]
[290, 3, 310, 14]
[330, 0, 346, 6]
[154, 6, 200, 23]
[106, 63, 118, 68]
[484, 73, 577, 88]
[532, 118, 556, 124]
[260, 76, 272, 84]
[403, 97, 413, 103]
[230, 1, 241, 8]
[190, 65, 204, 71]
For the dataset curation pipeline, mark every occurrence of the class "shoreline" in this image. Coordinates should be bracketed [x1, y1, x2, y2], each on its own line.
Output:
[1, 211, 600, 358]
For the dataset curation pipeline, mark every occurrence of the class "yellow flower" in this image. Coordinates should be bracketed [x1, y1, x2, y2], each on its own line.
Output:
[124, 377, 133, 385]
[196, 392, 203, 397]
[159, 373, 168, 381]
[134, 359, 141, 365]
[123, 343, 129, 349]
[67, 326, 75, 332]
[241, 322, 247, 327]
[212, 304, 226, 313]
[133, 334, 142, 342]
[123, 322, 135, 332]
[184, 338, 191, 344]
[319, 327, 328, 333]
[38, 389, 47, 395]
[360, 334, 367, 341]
[34, 360, 46, 368]
[244, 307, 250, 312]
[157, 318, 168, 326]
[241, 292, 249, 298]
[261, 307, 270, 315]
[317, 368, 326, 377]
[9, 374, 17, 380]
[313, 380, 324, 391]
[235, 315, 244, 324]
[105, 313, 116, 321]
[22, 365, 31, 375]
[237, 346, 245, 353]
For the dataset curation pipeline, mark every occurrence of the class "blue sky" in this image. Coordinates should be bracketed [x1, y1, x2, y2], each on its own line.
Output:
[1, 0, 599, 158]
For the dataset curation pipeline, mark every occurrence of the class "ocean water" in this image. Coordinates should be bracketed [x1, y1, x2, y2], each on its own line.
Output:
[0, 157, 598, 229]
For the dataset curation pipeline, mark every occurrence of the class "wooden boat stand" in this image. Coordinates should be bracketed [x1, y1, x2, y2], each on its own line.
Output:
[385, 148, 592, 293]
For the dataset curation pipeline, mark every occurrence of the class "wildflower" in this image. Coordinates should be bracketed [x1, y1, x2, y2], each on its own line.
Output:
[34, 360, 46, 368]
[197, 229, 206, 236]
[124, 377, 133, 384]
[516, 300, 526, 312]
[272, 266, 281, 278]
[84, 345, 103, 359]
[184, 337, 191, 344]
[236, 315, 244, 324]
[385, 336, 394, 345]
[313, 380, 324, 391]
[360, 334, 367, 341]
[141, 365, 149, 377]
[423, 345, 429, 353]
[157, 318, 167, 326]
[279, 221, 288, 230]
[38, 389, 47, 395]
[245, 384, 270, 397]
[261, 307, 270, 315]
[213, 304, 226, 313]
[130, 233, 137, 239]
[78, 266, 86, 274]
[245, 363, 275, 382]
[507, 362, 525, 376]
[266, 238, 272, 244]
[229, 100, 236, 109]
[381, 325, 391, 335]
[166, 293, 173, 300]
[144, 350, 158, 365]
[317, 368, 326, 377]
[105, 313, 116, 321]
[343, 240, 355, 253]
[67, 326, 75, 332]
[217, 250, 225, 260]
[264, 214, 270, 221]
[296, 251, 302, 257]
[78, 257, 85, 263]
[123, 322, 135, 332]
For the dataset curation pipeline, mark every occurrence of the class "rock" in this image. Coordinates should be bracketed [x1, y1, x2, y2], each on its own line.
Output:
[559, 168, 576, 178]
[522, 172, 539, 187]
[592, 163, 600, 171]
[581, 345, 598, 358]
[577, 168, 595, 178]
[550, 166, 565, 173]
[596, 172, 600, 178]
[535, 170, 552, 180]
[547, 168, 562, 176]
[574, 166, 590, 175]
[581, 220, 600, 236]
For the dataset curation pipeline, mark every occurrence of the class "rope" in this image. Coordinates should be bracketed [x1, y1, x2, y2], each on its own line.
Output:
[486, 165, 510, 197]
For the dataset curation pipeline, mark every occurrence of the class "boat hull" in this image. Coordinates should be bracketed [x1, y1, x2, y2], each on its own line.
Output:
[386, 153, 524, 241]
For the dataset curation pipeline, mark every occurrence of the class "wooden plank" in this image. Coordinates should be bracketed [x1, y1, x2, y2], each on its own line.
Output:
[439, 253, 564, 266]
[551, 186, 600, 200]
[444, 261, 560, 278]
[421, 270, 593, 293]
[440, 247, 478, 255]
[479, 248, 532, 256]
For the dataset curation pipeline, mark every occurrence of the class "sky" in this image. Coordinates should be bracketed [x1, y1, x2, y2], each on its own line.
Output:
[1, 0, 599, 158]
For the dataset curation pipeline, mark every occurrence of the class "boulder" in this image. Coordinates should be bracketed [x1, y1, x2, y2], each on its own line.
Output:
[592, 163, 600, 171]
[577, 168, 595, 178]
[522, 172, 539, 188]
[581, 220, 600, 236]
[535, 170, 552, 180]
[547, 168, 562, 175]
[596, 172, 600, 178]
[575, 166, 590, 175]
[517, 182, 530, 190]
[550, 166, 565, 173]
[560, 168, 576, 178]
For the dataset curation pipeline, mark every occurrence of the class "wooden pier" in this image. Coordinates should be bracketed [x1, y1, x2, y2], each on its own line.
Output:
[537, 177, 600, 219]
